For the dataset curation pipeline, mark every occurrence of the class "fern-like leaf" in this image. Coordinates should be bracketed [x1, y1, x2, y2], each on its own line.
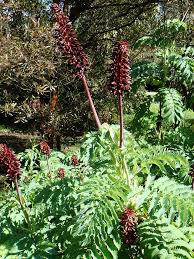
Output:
[159, 88, 184, 125]
[129, 176, 194, 258]
[67, 175, 130, 258]
[134, 176, 194, 226]
[138, 218, 194, 259]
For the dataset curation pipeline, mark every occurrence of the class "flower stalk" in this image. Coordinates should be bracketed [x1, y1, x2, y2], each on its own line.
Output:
[52, 3, 101, 129]
[109, 40, 131, 148]
[118, 94, 124, 148]
[80, 75, 101, 129]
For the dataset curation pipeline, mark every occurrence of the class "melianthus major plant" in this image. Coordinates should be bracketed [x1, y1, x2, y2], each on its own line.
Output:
[0, 125, 193, 258]
[0, 9, 194, 259]
[63, 125, 194, 258]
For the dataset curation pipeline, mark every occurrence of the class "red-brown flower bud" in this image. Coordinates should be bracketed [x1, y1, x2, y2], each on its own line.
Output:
[52, 3, 89, 77]
[71, 155, 79, 166]
[0, 144, 21, 180]
[109, 40, 131, 96]
[40, 141, 51, 156]
[58, 168, 65, 179]
[121, 208, 138, 245]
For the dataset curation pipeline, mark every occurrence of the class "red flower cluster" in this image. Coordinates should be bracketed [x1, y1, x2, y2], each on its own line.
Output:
[58, 168, 65, 179]
[0, 144, 21, 180]
[71, 155, 79, 166]
[40, 141, 51, 156]
[121, 208, 138, 245]
[52, 3, 89, 77]
[109, 40, 131, 96]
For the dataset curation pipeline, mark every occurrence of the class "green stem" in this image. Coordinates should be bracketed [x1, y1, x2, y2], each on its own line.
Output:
[29, 151, 34, 174]
[157, 99, 162, 140]
[46, 156, 52, 178]
[122, 155, 130, 186]
[14, 177, 31, 229]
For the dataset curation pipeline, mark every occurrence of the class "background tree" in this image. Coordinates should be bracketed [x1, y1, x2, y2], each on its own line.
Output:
[0, 0, 194, 146]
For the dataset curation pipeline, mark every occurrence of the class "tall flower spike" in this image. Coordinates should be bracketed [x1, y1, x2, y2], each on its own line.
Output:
[109, 40, 131, 149]
[110, 40, 131, 96]
[52, 3, 101, 129]
[52, 3, 89, 77]
[0, 144, 21, 180]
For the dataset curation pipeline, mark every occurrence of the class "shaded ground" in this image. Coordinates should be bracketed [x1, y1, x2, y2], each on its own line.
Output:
[0, 132, 40, 152]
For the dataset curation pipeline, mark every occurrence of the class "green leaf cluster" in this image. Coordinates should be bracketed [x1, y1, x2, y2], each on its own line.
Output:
[159, 88, 184, 125]
[132, 176, 194, 258]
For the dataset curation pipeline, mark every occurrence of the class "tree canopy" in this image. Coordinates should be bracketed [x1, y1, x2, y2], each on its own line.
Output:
[0, 0, 194, 137]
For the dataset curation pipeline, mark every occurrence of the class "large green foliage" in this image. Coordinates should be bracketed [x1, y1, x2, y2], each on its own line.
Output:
[130, 18, 194, 142]
[134, 176, 194, 258]
[81, 124, 190, 185]
[0, 125, 193, 258]
[132, 19, 194, 108]
[65, 175, 129, 258]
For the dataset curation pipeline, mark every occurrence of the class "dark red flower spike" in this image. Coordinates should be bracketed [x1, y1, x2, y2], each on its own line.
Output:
[52, 4, 101, 129]
[110, 40, 131, 96]
[52, 3, 89, 78]
[109, 40, 131, 148]
[0, 144, 21, 180]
